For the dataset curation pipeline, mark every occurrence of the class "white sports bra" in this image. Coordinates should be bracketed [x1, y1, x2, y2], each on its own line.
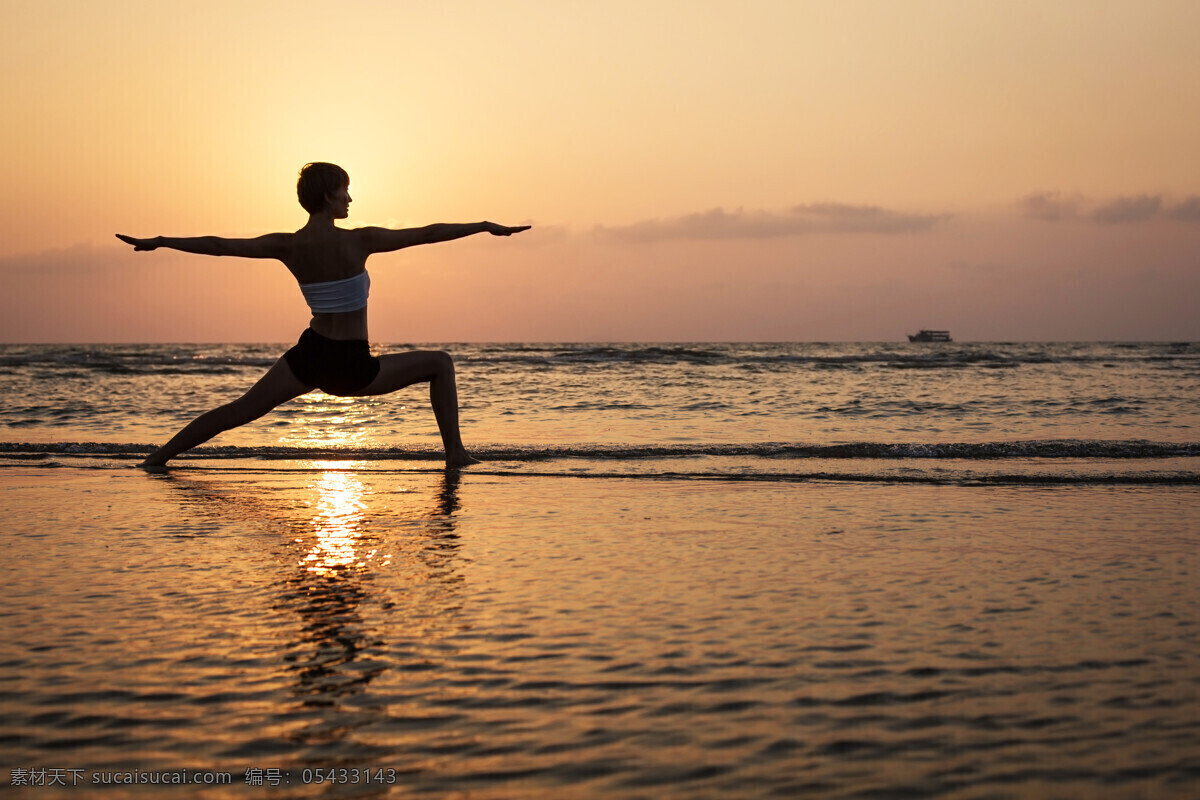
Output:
[298, 271, 369, 313]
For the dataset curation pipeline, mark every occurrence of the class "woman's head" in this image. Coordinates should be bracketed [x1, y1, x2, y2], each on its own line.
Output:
[297, 162, 350, 214]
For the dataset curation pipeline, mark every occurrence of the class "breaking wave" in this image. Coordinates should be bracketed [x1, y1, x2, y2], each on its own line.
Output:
[2, 439, 1196, 461]
[3, 440, 1198, 485]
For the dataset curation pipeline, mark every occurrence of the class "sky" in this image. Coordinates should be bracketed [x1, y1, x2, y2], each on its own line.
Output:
[2, 0, 1198, 342]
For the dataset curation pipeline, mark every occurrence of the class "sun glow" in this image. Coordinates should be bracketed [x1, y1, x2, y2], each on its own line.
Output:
[4, 2, 1199, 342]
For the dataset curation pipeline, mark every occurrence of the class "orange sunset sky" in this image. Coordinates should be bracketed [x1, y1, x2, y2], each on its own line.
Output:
[2, 0, 1198, 342]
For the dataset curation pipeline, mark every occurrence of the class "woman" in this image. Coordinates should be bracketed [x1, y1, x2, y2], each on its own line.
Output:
[117, 162, 528, 468]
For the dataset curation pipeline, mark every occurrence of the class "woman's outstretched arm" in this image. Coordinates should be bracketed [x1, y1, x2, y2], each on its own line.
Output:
[115, 233, 290, 259]
[356, 222, 530, 255]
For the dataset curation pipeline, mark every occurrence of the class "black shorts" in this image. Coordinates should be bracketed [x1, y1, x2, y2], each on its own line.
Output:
[283, 328, 381, 396]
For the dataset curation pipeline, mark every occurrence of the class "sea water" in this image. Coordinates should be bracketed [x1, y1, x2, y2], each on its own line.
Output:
[2, 341, 1198, 477]
[2, 342, 1198, 798]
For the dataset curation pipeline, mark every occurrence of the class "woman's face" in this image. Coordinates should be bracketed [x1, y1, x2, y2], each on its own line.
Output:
[326, 185, 352, 218]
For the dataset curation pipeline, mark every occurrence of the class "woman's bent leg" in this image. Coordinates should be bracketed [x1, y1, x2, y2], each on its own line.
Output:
[354, 351, 478, 467]
[141, 358, 312, 467]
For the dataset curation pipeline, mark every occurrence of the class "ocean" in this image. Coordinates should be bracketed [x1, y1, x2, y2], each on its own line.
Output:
[2, 341, 1198, 797]
[4, 341, 1199, 479]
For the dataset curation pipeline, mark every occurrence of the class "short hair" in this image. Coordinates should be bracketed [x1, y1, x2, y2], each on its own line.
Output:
[297, 162, 350, 213]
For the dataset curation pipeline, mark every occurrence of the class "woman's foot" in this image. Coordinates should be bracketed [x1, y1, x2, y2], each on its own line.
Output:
[139, 451, 168, 469]
[446, 451, 480, 468]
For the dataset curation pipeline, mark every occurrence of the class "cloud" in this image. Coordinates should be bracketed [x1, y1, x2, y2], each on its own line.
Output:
[0, 243, 107, 275]
[1018, 191, 1081, 221]
[1021, 192, 1200, 225]
[792, 203, 950, 233]
[1090, 194, 1163, 224]
[593, 203, 948, 243]
[1168, 195, 1200, 222]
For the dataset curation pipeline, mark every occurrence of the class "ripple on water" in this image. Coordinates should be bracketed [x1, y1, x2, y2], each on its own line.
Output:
[2, 469, 1198, 798]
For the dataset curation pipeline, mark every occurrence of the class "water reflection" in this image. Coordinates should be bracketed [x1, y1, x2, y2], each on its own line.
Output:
[151, 464, 464, 724]
[277, 393, 382, 450]
[302, 462, 377, 578]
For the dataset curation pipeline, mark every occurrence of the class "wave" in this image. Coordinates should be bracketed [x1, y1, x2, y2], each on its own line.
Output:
[465, 344, 1200, 369]
[2, 439, 1197, 461]
[4, 441, 1197, 485]
[0, 347, 275, 376]
[3, 342, 1198, 374]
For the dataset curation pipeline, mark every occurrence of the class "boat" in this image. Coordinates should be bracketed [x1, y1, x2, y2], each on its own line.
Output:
[908, 330, 952, 342]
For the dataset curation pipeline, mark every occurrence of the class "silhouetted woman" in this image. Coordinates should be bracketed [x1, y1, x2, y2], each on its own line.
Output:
[117, 162, 528, 468]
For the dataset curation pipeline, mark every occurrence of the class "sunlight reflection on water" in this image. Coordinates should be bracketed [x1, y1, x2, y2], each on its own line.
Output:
[300, 462, 384, 578]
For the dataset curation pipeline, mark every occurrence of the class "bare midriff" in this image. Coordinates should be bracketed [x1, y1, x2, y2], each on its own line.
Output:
[308, 308, 369, 341]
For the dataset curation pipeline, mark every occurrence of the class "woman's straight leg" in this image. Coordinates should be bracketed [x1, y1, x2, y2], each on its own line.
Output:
[141, 358, 312, 467]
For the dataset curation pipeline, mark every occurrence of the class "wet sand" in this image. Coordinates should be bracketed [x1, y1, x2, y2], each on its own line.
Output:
[3, 463, 1198, 798]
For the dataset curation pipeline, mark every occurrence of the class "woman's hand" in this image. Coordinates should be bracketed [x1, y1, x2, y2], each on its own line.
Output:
[482, 222, 531, 237]
[115, 234, 160, 251]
